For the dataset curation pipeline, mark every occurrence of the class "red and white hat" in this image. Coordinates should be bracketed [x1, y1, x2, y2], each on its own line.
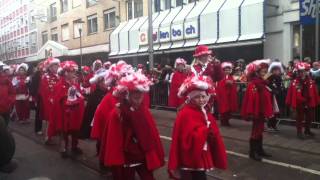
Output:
[245, 59, 271, 76]
[178, 75, 215, 99]
[113, 71, 153, 97]
[109, 60, 134, 78]
[61, 60, 78, 72]
[81, 66, 91, 73]
[16, 63, 29, 72]
[294, 62, 311, 71]
[221, 62, 233, 69]
[174, 57, 187, 68]
[89, 69, 108, 84]
[268, 61, 284, 73]
[45, 57, 60, 67]
[193, 45, 213, 58]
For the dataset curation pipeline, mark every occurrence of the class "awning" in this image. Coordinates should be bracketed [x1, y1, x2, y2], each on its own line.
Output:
[109, 22, 128, 56]
[118, 19, 139, 55]
[36, 40, 68, 60]
[109, 0, 265, 59]
[128, 17, 148, 54]
[158, 6, 182, 50]
[170, 2, 195, 49]
[183, 0, 210, 47]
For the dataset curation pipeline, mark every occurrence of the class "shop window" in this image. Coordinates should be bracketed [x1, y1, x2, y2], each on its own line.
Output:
[104, 9, 116, 30]
[87, 14, 98, 34]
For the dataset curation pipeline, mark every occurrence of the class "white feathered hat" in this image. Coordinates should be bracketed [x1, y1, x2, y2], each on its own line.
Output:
[221, 62, 233, 69]
[174, 57, 187, 68]
[268, 61, 284, 73]
[16, 63, 29, 72]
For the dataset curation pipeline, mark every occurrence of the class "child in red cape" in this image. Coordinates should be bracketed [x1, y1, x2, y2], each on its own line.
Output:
[241, 59, 273, 161]
[168, 58, 188, 108]
[168, 75, 227, 180]
[13, 63, 30, 124]
[48, 61, 85, 158]
[217, 62, 238, 126]
[102, 72, 164, 180]
[286, 62, 319, 139]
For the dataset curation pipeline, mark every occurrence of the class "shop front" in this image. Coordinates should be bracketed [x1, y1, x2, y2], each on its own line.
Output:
[109, 0, 265, 67]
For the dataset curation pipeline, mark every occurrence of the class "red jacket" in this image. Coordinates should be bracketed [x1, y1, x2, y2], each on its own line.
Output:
[241, 77, 274, 119]
[39, 72, 60, 120]
[47, 78, 85, 137]
[13, 75, 29, 100]
[103, 101, 164, 170]
[192, 62, 223, 82]
[168, 104, 227, 171]
[0, 75, 15, 113]
[216, 75, 238, 114]
[286, 77, 320, 109]
[168, 71, 187, 108]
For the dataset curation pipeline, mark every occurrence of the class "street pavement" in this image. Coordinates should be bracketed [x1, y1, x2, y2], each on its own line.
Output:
[3, 109, 320, 180]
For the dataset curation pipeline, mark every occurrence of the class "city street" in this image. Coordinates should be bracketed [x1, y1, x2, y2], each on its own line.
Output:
[1, 109, 320, 180]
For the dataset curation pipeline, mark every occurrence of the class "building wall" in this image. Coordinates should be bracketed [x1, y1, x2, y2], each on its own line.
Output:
[33, 0, 125, 52]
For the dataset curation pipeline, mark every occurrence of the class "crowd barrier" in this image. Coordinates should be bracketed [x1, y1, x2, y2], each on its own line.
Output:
[150, 80, 320, 126]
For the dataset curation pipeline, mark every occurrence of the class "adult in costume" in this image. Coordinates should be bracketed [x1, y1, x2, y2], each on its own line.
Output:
[168, 75, 227, 180]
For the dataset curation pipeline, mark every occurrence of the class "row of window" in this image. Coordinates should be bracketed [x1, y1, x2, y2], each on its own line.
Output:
[49, 0, 98, 22]
[42, 9, 115, 45]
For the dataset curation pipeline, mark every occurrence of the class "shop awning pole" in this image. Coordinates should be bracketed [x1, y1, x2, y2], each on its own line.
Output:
[148, 0, 154, 70]
[300, 24, 303, 61]
[316, 0, 319, 61]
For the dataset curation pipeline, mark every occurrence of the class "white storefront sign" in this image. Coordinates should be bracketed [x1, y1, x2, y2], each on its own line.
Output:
[184, 20, 198, 39]
[171, 24, 184, 41]
[159, 26, 171, 42]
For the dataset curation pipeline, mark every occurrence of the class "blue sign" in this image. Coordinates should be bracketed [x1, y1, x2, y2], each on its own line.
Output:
[300, 0, 320, 25]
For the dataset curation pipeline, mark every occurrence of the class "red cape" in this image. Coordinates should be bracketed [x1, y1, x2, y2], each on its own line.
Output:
[103, 103, 164, 170]
[216, 75, 238, 114]
[39, 73, 59, 121]
[168, 71, 187, 107]
[0, 75, 15, 113]
[286, 78, 320, 109]
[47, 78, 85, 137]
[168, 104, 227, 171]
[241, 78, 273, 119]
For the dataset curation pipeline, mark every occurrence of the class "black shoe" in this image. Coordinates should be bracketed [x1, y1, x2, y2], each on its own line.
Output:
[249, 139, 262, 161]
[60, 150, 69, 159]
[71, 147, 83, 155]
[305, 130, 315, 138]
[257, 138, 272, 158]
[297, 132, 305, 140]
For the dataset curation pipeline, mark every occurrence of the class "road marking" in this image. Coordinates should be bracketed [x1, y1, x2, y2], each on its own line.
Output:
[160, 135, 320, 176]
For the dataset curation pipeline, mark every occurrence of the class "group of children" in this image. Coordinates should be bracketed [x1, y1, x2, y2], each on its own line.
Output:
[1, 44, 319, 179]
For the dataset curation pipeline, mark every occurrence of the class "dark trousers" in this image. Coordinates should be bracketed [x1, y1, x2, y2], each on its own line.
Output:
[251, 115, 264, 140]
[34, 98, 42, 133]
[296, 106, 315, 133]
[63, 131, 79, 149]
[111, 164, 155, 180]
[0, 113, 10, 127]
[180, 170, 207, 180]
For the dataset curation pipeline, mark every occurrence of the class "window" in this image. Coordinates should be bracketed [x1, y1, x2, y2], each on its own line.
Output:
[127, 0, 143, 20]
[87, 14, 98, 34]
[104, 9, 116, 30]
[73, 20, 82, 38]
[61, 24, 69, 41]
[72, 0, 81, 8]
[87, 0, 98, 7]
[51, 27, 58, 42]
[42, 31, 48, 45]
[155, 0, 171, 12]
[61, 0, 68, 13]
[49, 3, 57, 22]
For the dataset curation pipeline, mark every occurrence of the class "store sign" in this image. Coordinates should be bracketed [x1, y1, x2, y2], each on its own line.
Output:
[139, 31, 158, 45]
[159, 26, 171, 42]
[171, 24, 183, 41]
[300, 0, 320, 25]
[184, 21, 198, 39]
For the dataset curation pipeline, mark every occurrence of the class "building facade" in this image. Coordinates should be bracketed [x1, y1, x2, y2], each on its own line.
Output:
[0, 0, 36, 64]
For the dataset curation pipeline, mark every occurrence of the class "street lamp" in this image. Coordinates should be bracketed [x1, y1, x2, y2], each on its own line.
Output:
[75, 19, 85, 69]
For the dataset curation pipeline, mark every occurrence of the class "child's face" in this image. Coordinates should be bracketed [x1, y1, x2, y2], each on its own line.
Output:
[176, 64, 185, 71]
[190, 92, 208, 108]
[223, 67, 232, 75]
[272, 68, 281, 76]
[258, 68, 267, 78]
[65, 70, 76, 81]
[129, 90, 144, 108]
[18, 68, 26, 75]
[49, 64, 59, 74]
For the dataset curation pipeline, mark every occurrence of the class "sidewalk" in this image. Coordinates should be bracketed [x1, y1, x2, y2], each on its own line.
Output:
[151, 109, 320, 156]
